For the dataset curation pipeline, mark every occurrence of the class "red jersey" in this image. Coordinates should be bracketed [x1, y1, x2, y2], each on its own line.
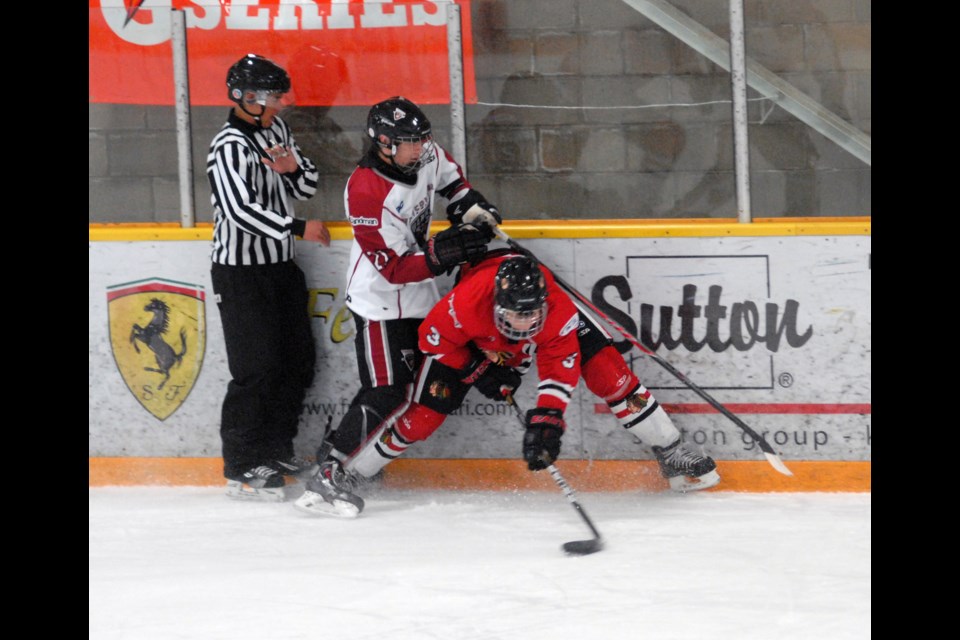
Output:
[418, 253, 582, 412]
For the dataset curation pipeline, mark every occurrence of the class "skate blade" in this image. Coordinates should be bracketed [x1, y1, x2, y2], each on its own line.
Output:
[293, 491, 363, 518]
[225, 481, 287, 502]
[668, 469, 721, 493]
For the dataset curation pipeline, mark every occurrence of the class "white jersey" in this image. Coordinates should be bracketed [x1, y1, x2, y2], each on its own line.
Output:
[343, 144, 473, 321]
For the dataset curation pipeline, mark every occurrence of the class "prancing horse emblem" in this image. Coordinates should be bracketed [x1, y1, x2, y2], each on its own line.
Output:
[130, 298, 187, 390]
[107, 278, 206, 421]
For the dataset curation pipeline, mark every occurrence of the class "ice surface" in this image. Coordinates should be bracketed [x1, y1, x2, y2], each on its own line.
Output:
[89, 486, 870, 640]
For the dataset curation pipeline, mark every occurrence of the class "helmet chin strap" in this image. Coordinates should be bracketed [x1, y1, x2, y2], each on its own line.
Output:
[240, 101, 269, 126]
[378, 141, 417, 174]
[391, 157, 417, 174]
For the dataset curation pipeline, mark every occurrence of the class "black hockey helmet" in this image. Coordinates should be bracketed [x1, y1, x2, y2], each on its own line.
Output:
[493, 257, 549, 340]
[367, 96, 432, 145]
[226, 54, 291, 105]
[366, 96, 434, 173]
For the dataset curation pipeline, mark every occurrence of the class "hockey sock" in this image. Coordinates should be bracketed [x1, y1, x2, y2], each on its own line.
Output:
[581, 346, 679, 447]
[623, 405, 680, 448]
[347, 423, 414, 478]
[327, 384, 409, 460]
[581, 345, 640, 403]
[346, 403, 447, 478]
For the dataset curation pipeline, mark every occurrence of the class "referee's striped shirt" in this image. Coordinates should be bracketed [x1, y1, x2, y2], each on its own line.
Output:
[208, 111, 318, 266]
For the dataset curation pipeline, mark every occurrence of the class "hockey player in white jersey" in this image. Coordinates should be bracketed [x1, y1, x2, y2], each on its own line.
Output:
[295, 96, 501, 517]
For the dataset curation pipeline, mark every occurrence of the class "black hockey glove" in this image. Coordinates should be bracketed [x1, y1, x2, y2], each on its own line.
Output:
[474, 363, 522, 401]
[425, 225, 490, 275]
[522, 407, 565, 471]
[463, 200, 501, 236]
[459, 355, 491, 386]
[447, 190, 502, 235]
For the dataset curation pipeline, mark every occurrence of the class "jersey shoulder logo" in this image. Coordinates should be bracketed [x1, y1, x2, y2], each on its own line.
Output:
[559, 313, 580, 337]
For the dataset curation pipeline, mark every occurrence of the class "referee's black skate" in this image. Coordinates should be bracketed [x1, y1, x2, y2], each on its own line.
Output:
[653, 440, 721, 493]
[293, 459, 365, 518]
[225, 465, 287, 502]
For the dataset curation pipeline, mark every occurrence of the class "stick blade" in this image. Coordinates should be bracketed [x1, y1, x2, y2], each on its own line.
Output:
[765, 452, 794, 476]
[562, 538, 604, 556]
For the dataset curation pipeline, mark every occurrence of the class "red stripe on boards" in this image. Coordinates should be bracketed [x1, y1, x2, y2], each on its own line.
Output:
[594, 403, 871, 415]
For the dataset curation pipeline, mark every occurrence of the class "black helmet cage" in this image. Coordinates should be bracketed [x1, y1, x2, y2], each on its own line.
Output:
[366, 96, 435, 173]
[226, 54, 291, 106]
[493, 257, 549, 340]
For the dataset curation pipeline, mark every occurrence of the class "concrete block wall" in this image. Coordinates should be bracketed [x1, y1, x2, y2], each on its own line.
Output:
[88, 0, 870, 223]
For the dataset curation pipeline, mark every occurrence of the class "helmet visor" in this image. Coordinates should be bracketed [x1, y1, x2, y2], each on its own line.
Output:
[248, 89, 295, 110]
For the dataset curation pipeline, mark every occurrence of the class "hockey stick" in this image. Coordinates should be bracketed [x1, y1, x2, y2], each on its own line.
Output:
[505, 393, 604, 556]
[493, 228, 793, 477]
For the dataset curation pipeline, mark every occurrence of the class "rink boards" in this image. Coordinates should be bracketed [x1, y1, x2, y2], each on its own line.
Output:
[89, 219, 871, 491]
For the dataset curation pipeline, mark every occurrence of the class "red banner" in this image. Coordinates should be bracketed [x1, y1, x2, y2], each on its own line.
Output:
[89, 0, 476, 106]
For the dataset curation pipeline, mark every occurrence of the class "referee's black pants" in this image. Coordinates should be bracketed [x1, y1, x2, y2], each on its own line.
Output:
[211, 260, 316, 479]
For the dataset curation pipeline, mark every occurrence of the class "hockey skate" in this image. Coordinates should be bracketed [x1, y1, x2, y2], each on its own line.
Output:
[225, 465, 287, 502]
[293, 459, 365, 518]
[339, 468, 385, 493]
[653, 440, 721, 493]
[274, 454, 319, 480]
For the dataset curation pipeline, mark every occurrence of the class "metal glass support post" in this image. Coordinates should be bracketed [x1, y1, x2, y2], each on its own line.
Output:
[446, 1, 467, 173]
[172, 9, 195, 228]
[619, 0, 869, 166]
[729, 0, 751, 223]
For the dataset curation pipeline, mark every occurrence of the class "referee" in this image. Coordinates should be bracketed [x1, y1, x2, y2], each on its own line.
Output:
[208, 53, 330, 501]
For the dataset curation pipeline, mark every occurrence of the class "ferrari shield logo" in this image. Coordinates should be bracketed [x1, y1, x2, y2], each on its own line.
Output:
[107, 278, 206, 421]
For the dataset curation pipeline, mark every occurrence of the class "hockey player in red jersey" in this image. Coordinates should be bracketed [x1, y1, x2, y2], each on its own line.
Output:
[296, 251, 720, 517]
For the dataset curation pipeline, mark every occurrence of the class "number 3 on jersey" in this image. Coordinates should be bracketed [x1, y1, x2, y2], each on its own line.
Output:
[425, 325, 441, 347]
